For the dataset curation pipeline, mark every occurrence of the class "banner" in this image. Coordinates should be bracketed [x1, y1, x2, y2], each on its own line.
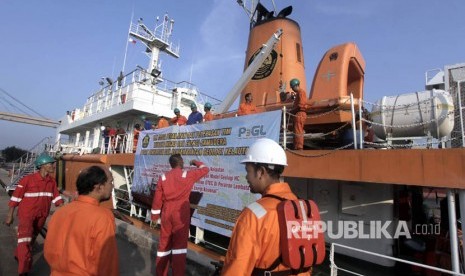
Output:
[132, 110, 282, 236]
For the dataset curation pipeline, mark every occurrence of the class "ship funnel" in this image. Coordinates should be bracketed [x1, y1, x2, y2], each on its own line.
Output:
[240, 14, 306, 109]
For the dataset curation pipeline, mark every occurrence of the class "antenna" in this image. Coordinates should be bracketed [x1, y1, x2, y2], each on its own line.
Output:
[122, 8, 135, 74]
[235, 0, 277, 28]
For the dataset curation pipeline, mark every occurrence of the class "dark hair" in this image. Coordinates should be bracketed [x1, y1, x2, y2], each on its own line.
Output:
[76, 166, 108, 195]
[251, 163, 284, 179]
[245, 93, 252, 99]
[169, 154, 183, 168]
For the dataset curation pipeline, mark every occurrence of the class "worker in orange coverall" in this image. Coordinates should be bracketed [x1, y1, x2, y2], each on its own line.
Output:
[203, 102, 214, 122]
[151, 154, 209, 276]
[237, 92, 257, 116]
[290, 78, 308, 150]
[222, 138, 311, 275]
[157, 116, 170, 129]
[4, 154, 63, 275]
[133, 123, 141, 152]
[44, 165, 119, 276]
[171, 108, 188, 126]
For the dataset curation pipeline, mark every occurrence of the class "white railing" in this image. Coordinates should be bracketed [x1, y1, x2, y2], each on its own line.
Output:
[330, 243, 465, 276]
[66, 69, 204, 124]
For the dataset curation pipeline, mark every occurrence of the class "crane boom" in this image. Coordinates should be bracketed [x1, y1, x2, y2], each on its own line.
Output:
[215, 28, 283, 114]
[0, 111, 60, 128]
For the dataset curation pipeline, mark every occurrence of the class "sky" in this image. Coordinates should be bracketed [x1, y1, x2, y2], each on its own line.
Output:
[0, 0, 464, 150]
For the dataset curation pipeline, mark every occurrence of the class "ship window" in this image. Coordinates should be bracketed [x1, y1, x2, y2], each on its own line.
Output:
[296, 43, 302, 63]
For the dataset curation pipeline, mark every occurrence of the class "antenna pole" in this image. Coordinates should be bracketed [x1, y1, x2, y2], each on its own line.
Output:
[122, 9, 135, 75]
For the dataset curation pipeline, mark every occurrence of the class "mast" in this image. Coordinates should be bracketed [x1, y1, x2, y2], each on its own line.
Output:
[128, 13, 180, 83]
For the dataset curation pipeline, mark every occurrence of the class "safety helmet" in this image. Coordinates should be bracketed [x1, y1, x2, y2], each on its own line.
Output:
[34, 153, 56, 169]
[174, 108, 180, 114]
[290, 78, 300, 88]
[241, 138, 287, 166]
[204, 102, 212, 109]
[190, 103, 197, 109]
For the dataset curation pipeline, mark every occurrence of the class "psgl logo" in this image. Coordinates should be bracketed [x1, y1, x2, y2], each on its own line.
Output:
[238, 125, 266, 138]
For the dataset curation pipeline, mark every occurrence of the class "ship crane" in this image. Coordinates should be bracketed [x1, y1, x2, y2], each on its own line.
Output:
[216, 28, 283, 113]
[0, 111, 59, 128]
[0, 88, 59, 128]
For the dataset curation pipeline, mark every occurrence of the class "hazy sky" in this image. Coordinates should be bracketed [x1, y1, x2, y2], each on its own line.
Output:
[0, 0, 464, 150]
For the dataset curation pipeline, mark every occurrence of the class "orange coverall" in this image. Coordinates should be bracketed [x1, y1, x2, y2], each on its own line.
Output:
[237, 102, 257, 116]
[151, 161, 209, 276]
[133, 128, 140, 152]
[44, 195, 119, 276]
[204, 111, 214, 122]
[293, 87, 307, 150]
[9, 172, 63, 274]
[157, 117, 170, 129]
[170, 115, 188, 126]
[222, 183, 310, 276]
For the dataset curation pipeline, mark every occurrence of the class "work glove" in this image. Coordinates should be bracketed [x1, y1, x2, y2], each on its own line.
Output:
[190, 160, 201, 167]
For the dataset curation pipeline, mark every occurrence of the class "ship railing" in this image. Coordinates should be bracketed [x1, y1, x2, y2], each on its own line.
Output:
[279, 95, 362, 150]
[6, 136, 55, 190]
[55, 132, 134, 155]
[67, 68, 206, 124]
[280, 92, 459, 151]
[100, 133, 132, 154]
[329, 242, 464, 276]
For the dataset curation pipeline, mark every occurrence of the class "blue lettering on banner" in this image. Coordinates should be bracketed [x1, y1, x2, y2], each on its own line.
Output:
[238, 125, 267, 138]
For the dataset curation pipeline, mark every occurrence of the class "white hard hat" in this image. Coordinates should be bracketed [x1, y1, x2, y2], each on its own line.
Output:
[241, 138, 287, 166]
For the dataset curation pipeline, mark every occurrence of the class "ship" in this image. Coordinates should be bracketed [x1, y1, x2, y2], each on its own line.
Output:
[5, 1, 465, 275]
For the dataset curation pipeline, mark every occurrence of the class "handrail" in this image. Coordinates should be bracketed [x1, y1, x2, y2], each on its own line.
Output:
[330, 243, 465, 276]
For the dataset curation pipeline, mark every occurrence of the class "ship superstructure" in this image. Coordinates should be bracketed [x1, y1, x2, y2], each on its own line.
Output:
[56, 14, 208, 155]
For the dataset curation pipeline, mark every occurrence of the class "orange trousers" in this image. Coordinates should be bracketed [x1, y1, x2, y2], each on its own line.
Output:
[16, 215, 47, 274]
[294, 111, 306, 150]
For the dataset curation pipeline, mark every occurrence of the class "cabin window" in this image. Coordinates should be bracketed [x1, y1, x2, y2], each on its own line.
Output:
[296, 43, 302, 63]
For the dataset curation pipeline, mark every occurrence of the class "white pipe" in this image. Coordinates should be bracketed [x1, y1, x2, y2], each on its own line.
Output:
[282, 106, 287, 149]
[358, 101, 363, 149]
[350, 93, 357, 149]
[459, 190, 465, 271]
[447, 189, 460, 273]
[457, 81, 465, 147]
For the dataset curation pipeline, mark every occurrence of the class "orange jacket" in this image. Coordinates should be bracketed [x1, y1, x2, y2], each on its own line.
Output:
[293, 87, 307, 112]
[157, 117, 170, 129]
[171, 115, 187, 126]
[44, 195, 119, 276]
[204, 111, 214, 122]
[9, 172, 63, 218]
[222, 183, 310, 276]
[237, 102, 257, 116]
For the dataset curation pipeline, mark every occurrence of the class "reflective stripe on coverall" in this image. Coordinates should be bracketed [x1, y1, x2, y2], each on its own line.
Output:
[151, 161, 209, 276]
[293, 87, 307, 150]
[222, 183, 310, 276]
[9, 172, 63, 274]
